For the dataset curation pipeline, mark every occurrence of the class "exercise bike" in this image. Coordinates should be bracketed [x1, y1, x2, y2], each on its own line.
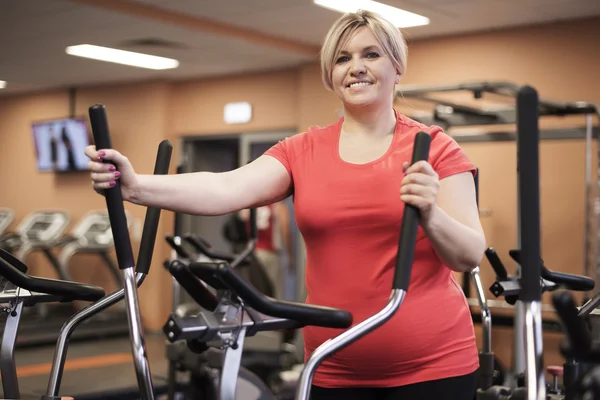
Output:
[164, 227, 293, 400]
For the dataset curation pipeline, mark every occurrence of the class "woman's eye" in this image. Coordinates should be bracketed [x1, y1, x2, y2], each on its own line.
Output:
[366, 52, 380, 59]
[336, 56, 350, 63]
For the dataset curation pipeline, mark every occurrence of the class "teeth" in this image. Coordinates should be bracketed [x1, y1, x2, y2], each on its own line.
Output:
[349, 82, 371, 88]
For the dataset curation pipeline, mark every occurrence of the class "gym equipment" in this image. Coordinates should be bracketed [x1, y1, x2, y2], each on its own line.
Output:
[0, 248, 106, 399]
[0, 106, 176, 400]
[5, 210, 133, 347]
[481, 246, 594, 396]
[475, 85, 569, 400]
[551, 291, 600, 399]
[0, 210, 71, 277]
[159, 131, 431, 400]
[398, 81, 600, 382]
[0, 208, 14, 237]
[57, 210, 131, 288]
[165, 219, 299, 399]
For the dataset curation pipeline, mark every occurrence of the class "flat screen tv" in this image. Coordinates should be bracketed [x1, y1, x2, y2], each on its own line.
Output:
[32, 117, 91, 172]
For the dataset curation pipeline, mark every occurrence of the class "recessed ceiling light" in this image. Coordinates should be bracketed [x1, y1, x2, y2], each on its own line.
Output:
[65, 44, 179, 70]
[0, 81, 6, 89]
[314, 0, 430, 28]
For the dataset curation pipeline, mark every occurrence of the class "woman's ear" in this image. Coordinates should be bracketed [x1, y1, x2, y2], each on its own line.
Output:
[395, 70, 402, 84]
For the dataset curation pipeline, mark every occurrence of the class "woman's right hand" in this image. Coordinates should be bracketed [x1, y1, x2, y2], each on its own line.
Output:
[84, 145, 140, 202]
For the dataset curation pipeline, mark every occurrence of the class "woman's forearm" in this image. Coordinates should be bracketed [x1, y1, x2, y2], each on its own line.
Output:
[422, 205, 486, 273]
[129, 172, 235, 216]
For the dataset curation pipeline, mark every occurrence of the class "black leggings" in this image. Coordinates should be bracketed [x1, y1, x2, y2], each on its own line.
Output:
[310, 371, 477, 400]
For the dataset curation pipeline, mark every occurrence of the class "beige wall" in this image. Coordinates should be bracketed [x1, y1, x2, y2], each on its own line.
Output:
[0, 17, 599, 337]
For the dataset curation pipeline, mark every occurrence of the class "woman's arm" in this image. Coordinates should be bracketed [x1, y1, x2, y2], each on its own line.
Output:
[420, 172, 486, 272]
[86, 144, 292, 216]
[400, 162, 486, 273]
[132, 155, 293, 216]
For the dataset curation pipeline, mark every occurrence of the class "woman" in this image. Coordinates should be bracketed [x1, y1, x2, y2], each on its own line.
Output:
[85, 10, 485, 400]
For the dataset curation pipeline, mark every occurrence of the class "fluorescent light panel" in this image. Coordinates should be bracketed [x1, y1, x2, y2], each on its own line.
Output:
[0, 81, 5, 89]
[65, 44, 179, 70]
[314, 0, 429, 28]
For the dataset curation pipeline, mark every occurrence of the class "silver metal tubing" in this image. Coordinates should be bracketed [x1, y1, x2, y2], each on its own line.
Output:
[220, 327, 247, 400]
[295, 289, 406, 400]
[512, 301, 526, 383]
[470, 267, 492, 354]
[523, 301, 546, 400]
[122, 268, 154, 400]
[579, 292, 600, 317]
[46, 273, 146, 396]
[585, 114, 593, 280]
[1, 300, 24, 399]
[230, 239, 257, 269]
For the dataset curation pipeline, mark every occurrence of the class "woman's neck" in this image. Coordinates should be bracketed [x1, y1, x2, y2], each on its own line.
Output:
[341, 105, 396, 138]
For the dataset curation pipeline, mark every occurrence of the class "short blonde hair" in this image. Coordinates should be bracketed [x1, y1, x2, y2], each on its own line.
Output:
[320, 10, 408, 91]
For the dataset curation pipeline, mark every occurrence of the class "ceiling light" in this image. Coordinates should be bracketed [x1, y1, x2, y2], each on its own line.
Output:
[65, 44, 179, 70]
[0, 81, 5, 89]
[314, 0, 429, 28]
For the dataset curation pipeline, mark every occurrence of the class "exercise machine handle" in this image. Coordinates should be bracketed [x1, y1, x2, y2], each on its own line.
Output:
[485, 248, 509, 280]
[393, 131, 431, 291]
[249, 207, 257, 240]
[187, 261, 353, 329]
[509, 250, 594, 291]
[516, 86, 541, 302]
[552, 291, 592, 360]
[0, 249, 105, 301]
[89, 104, 135, 271]
[544, 270, 594, 292]
[168, 260, 219, 311]
[183, 234, 235, 262]
[136, 140, 173, 275]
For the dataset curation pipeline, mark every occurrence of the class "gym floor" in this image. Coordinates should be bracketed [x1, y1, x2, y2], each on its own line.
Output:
[7, 333, 170, 400]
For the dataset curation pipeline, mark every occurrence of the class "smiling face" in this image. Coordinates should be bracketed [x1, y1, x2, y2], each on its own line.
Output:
[330, 26, 400, 111]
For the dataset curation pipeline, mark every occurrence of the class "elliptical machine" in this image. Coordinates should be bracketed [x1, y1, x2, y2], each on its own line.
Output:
[159, 131, 432, 400]
[91, 93, 432, 400]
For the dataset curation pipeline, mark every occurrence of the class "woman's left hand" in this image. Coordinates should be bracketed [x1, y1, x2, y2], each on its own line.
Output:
[400, 160, 440, 222]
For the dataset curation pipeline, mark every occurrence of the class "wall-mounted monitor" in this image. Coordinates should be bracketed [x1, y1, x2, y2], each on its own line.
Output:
[32, 117, 91, 172]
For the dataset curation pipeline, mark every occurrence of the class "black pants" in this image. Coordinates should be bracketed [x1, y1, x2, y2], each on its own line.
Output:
[310, 371, 477, 400]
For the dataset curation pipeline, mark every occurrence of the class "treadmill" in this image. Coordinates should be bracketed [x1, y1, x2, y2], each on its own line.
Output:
[57, 210, 132, 289]
[0, 208, 14, 238]
[1, 210, 130, 347]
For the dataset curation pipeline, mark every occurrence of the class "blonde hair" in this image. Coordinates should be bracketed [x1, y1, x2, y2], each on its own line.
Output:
[320, 10, 408, 91]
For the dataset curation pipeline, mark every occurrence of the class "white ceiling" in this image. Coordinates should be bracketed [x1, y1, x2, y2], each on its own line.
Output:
[1, 0, 599, 96]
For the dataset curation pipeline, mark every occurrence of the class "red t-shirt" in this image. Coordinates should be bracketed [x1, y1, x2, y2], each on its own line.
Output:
[265, 109, 479, 388]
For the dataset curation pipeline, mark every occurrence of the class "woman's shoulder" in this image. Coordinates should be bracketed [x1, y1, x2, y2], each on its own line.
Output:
[281, 117, 342, 149]
[395, 110, 446, 138]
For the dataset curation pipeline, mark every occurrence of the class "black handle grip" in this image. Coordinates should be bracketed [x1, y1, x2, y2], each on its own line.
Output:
[393, 131, 431, 291]
[89, 104, 135, 271]
[552, 291, 592, 359]
[188, 262, 353, 329]
[183, 234, 235, 262]
[168, 260, 219, 311]
[136, 140, 173, 275]
[485, 248, 509, 280]
[508, 249, 594, 292]
[516, 86, 541, 302]
[0, 253, 105, 302]
[249, 208, 257, 240]
[543, 270, 594, 292]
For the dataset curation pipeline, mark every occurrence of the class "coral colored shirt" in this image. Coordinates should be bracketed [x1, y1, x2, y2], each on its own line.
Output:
[265, 110, 479, 388]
